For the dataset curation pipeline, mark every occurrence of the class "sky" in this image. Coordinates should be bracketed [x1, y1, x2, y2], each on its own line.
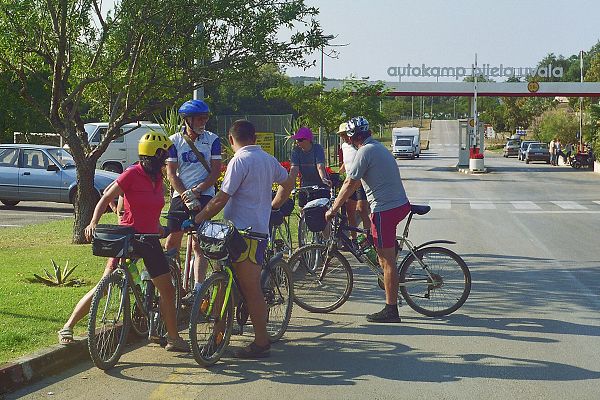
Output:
[283, 0, 600, 82]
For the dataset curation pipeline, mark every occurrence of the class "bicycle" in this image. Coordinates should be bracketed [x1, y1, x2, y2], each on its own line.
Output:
[288, 201, 471, 317]
[187, 219, 293, 366]
[87, 225, 181, 370]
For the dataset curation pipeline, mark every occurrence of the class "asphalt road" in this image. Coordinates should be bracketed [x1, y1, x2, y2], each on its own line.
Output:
[0, 202, 73, 228]
[7, 121, 600, 400]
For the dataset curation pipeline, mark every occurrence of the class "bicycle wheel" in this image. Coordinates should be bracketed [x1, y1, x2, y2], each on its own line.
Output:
[399, 246, 471, 317]
[189, 273, 234, 367]
[298, 215, 326, 247]
[273, 218, 294, 257]
[87, 270, 130, 370]
[131, 280, 149, 337]
[151, 260, 183, 343]
[288, 244, 353, 313]
[264, 260, 294, 342]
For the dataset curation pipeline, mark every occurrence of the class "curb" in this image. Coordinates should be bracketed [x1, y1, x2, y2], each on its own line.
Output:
[0, 337, 90, 395]
[457, 166, 488, 174]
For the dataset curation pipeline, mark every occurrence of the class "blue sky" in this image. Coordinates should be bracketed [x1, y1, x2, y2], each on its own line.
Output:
[283, 0, 600, 81]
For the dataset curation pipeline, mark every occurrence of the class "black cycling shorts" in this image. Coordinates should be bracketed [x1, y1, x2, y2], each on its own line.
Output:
[349, 185, 367, 201]
[167, 195, 212, 232]
[130, 236, 170, 279]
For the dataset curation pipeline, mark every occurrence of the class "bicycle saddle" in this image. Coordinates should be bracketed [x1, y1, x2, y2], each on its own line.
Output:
[411, 205, 431, 215]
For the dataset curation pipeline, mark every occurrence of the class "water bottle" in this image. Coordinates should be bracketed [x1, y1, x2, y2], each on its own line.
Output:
[356, 234, 378, 266]
[128, 260, 142, 286]
[364, 246, 379, 266]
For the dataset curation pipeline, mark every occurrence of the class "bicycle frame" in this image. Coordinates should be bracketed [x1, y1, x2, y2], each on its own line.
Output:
[327, 204, 455, 288]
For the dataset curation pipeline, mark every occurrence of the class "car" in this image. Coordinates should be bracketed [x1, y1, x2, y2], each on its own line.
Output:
[0, 144, 119, 207]
[523, 143, 551, 164]
[518, 140, 539, 161]
[503, 139, 520, 157]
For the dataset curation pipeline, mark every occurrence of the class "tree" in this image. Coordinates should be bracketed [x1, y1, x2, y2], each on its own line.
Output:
[0, 0, 326, 243]
[531, 108, 579, 144]
[264, 80, 387, 134]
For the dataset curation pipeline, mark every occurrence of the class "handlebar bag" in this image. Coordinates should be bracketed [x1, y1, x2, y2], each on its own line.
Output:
[196, 220, 248, 261]
[303, 198, 330, 232]
[92, 224, 136, 258]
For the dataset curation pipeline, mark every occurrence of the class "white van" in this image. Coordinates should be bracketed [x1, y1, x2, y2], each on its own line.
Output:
[392, 127, 420, 159]
[84, 122, 167, 173]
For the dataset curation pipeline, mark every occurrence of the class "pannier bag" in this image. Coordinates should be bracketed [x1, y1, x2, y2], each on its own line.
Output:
[196, 220, 248, 261]
[270, 192, 295, 217]
[303, 198, 330, 232]
[92, 224, 136, 258]
[269, 209, 284, 229]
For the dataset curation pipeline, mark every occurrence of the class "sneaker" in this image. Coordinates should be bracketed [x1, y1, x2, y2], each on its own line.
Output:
[366, 306, 401, 323]
[165, 336, 190, 352]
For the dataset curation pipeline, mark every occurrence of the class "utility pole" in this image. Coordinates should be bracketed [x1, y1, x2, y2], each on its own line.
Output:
[579, 50, 584, 152]
[193, 23, 205, 101]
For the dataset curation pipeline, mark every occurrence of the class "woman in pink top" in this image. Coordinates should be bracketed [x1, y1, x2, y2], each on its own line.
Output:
[59, 132, 189, 352]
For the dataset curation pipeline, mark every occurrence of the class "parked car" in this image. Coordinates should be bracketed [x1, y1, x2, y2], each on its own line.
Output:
[503, 139, 520, 157]
[518, 140, 539, 161]
[0, 144, 118, 207]
[523, 143, 551, 164]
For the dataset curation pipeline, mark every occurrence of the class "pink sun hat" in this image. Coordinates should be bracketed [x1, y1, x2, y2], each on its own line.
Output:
[291, 127, 314, 141]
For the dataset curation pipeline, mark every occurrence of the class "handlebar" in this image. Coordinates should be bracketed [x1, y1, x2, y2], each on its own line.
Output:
[291, 185, 323, 195]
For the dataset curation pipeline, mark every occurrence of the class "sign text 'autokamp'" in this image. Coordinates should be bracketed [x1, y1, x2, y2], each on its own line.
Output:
[387, 63, 564, 80]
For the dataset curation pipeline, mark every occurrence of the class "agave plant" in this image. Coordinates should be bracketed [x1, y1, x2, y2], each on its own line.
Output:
[32, 260, 81, 287]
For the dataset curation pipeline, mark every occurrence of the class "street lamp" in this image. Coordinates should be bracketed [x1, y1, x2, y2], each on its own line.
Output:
[318, 35, 335, 144]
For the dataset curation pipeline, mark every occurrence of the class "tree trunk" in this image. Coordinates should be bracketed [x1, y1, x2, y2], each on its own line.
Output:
[72, 158, 98, 244]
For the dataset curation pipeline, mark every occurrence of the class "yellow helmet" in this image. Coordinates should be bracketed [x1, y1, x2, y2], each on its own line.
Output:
[138, 131, 173, 156]
[337, 122, 348, 135]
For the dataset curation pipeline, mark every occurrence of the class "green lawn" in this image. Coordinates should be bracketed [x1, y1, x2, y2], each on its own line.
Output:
[0, 202, 305, 364]
[0, 214, 119, 364]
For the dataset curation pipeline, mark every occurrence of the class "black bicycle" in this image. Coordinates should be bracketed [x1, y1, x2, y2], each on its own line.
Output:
[87, 225, 181, 370]
[288, 197, 471, 317]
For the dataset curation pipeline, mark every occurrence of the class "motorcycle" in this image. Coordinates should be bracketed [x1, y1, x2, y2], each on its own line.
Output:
[570, 151, 595, 170]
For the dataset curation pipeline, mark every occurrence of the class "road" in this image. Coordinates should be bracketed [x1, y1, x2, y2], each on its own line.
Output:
[8, 120, 600, 400]
[0, 202, 73, 228]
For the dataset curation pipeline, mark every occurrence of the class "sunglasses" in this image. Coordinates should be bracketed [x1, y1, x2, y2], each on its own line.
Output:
[296, 138, 307, 143]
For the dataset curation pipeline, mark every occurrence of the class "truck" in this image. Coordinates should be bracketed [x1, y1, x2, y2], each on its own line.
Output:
[391, 127, 420, 159]
[83, 122, 167, 173]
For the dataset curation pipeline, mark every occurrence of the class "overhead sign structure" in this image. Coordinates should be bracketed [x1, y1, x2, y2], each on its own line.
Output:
[318, 81, 600, 97]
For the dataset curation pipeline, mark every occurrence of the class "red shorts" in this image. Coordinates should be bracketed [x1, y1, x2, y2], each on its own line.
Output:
[370, 203, 411, 249]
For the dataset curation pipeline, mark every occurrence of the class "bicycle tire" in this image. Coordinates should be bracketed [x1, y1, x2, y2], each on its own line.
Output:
[130, 280, 149, 338]
[273, 217, 294, 258]
[87, 270, 130, 370]
[264, 260, 294, 342]
[152, 259, 183, 343]
[288, 244, 353, 313]
[399, 246, 471, 317]
[189, 273, 234, 367]
[298, 215, 325, 247]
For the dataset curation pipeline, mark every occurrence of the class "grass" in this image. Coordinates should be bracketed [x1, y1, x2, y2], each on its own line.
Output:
[0, 199, 306, 364]
[0, 213, 121, 364]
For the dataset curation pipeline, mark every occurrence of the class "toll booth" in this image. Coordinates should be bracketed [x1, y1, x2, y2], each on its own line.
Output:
[458, 119, 484, 169]
[458, 119, 472, 167]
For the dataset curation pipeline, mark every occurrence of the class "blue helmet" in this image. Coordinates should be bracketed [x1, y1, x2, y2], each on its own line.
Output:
[178, 99, 210, 117]
[346, 116, 369, 137]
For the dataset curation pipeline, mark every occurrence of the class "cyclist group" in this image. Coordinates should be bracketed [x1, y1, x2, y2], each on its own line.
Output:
[60, 98, 411, 358]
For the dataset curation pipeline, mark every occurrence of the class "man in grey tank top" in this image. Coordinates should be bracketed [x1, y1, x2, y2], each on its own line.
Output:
[326, 117, 411, 323]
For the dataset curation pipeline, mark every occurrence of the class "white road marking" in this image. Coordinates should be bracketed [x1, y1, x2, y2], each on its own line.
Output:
[429, 200, 451, 209]
[550, 201, 587, 210]
[470, 201, 496, 209]
[511, 201, 542, 210]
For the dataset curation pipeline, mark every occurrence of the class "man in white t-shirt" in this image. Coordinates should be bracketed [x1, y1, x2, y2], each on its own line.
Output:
[337, 123, 370, 239]
[193, 119, 294, 358]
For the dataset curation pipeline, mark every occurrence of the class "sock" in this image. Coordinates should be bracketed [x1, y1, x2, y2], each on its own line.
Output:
[385, 303, 398, 313]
